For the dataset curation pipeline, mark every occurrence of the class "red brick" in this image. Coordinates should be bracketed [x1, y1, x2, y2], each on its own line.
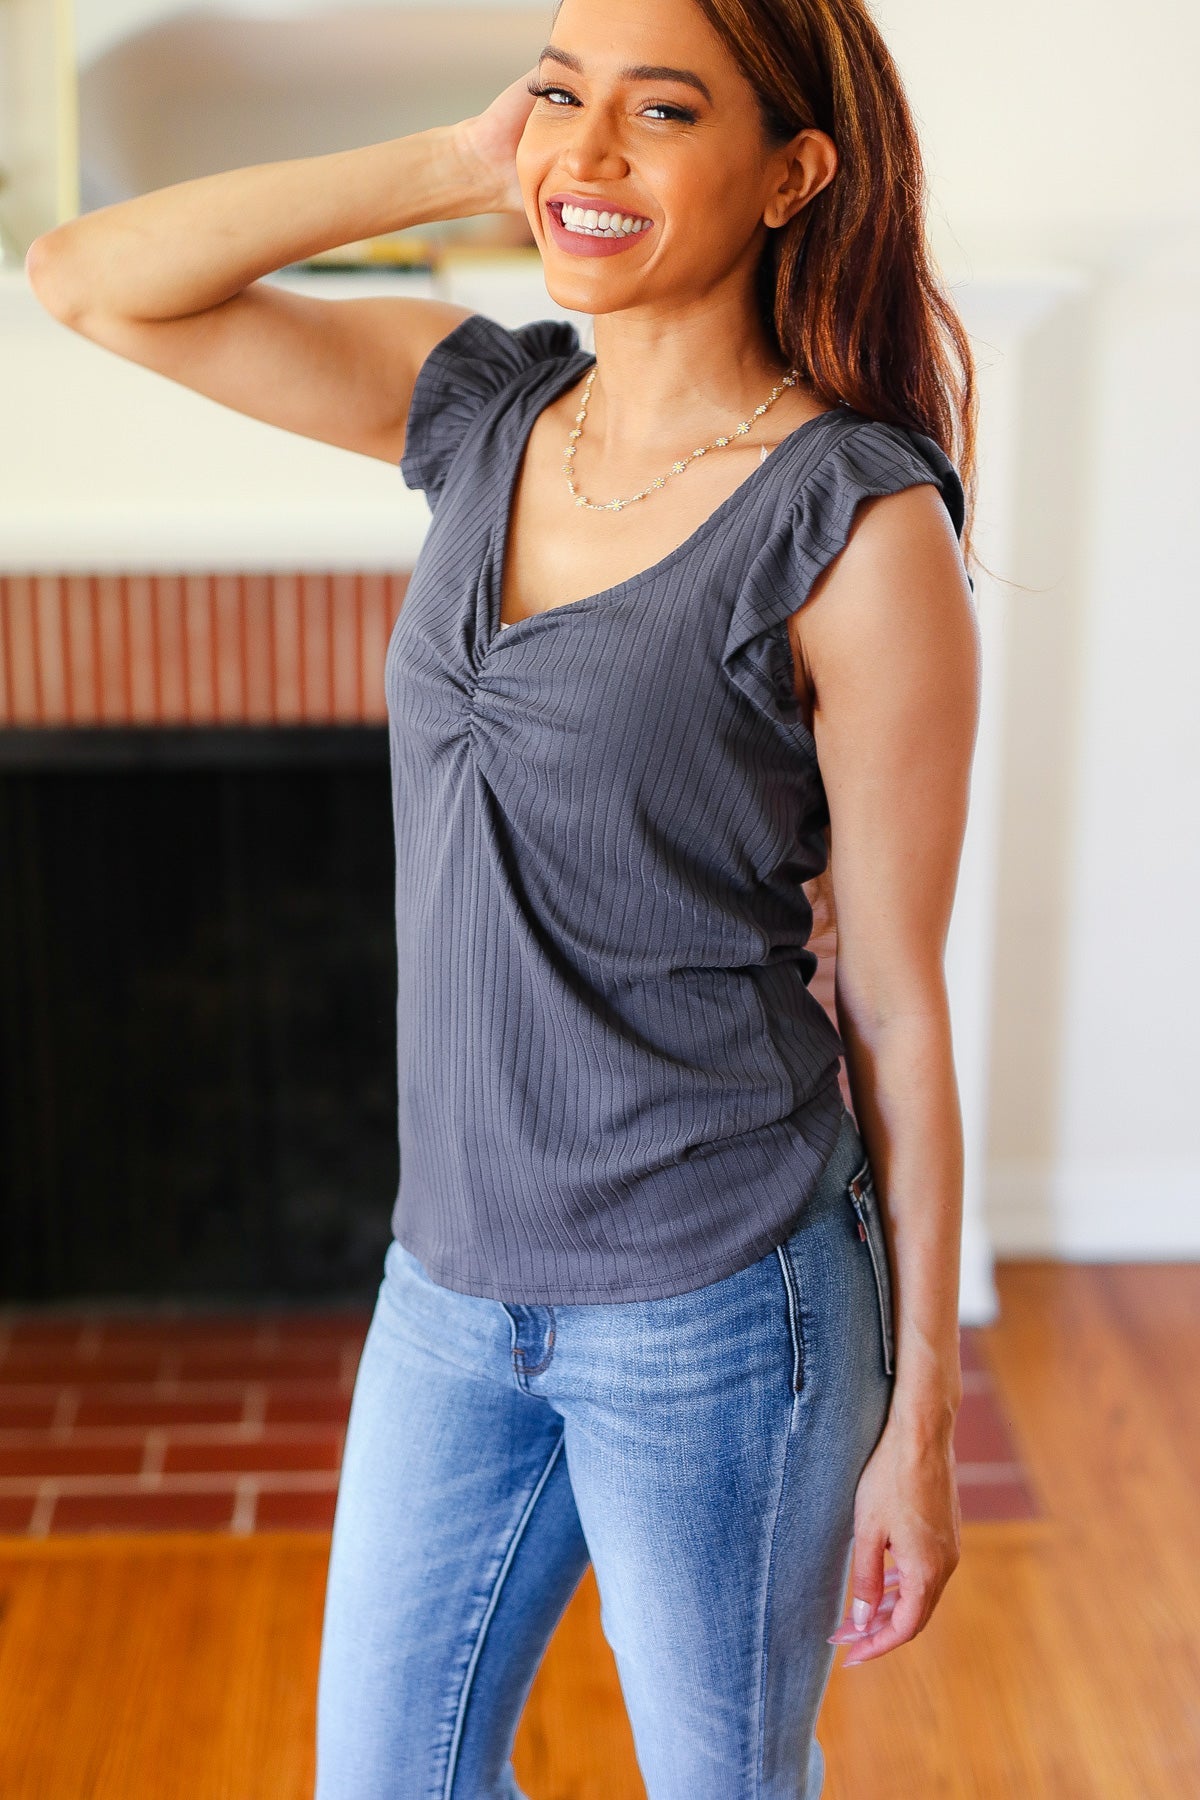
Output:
[174, 1349, 344, 1382]
[95, 1317, 269, 1347]
[0, 1494, 37, 1533]
[1, 1319, 88, 1350]
[70, 1380, 249, 1405]
[959, 1479, 1041, 1523]
[0, 1442, 145, 1478]
[0, 1397, 59, 1430]
[953, 1390, 1021, 1465]
[255, 1490, 338, 1531]
[262, 1384, 352, 1427]
[50, 1491, 238, 1534]
[269, 1313, 369, 1342]
[74, 1395, 247, 1429]
[0, 1346, 166, 1383]
[162, 1431, 343, 1476]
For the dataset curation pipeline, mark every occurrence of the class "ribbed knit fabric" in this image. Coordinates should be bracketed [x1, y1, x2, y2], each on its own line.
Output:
[388, 311, 966, 1303]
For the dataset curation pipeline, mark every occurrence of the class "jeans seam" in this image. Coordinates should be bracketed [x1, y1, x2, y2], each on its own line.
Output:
[441, 1430, 567, 1800]
[756, 1394, 797, 1796]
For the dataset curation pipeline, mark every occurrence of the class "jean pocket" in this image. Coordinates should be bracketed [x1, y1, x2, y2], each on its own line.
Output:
[847, 1159, 896, 1377]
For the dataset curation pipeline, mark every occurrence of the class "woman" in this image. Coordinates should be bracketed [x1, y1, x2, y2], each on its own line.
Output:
[28, 0, 979, 1792]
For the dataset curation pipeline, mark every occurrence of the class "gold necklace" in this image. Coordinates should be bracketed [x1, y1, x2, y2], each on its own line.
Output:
[562, 363, 800, 513]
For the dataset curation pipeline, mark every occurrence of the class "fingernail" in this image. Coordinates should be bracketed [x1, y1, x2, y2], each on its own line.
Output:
[852, 1598, 872, 1631]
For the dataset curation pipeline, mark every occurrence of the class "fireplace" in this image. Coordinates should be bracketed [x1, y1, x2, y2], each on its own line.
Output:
[1, 573, 407, 1304]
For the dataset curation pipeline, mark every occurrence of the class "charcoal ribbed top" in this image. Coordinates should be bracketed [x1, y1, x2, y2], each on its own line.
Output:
[387, 311, 965, 1303]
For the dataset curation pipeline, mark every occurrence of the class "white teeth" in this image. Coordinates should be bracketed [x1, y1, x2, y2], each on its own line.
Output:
[559, 203, 651, 239]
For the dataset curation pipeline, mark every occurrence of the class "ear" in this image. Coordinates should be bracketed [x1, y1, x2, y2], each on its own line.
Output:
[764, 127, 838, 229]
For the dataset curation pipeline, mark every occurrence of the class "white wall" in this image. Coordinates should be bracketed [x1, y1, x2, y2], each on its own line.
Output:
[986, 233, 1200, 1254]
[72, 0, 550, 67]
[880, 0, 1200, 241]
[0, 0, 77, 248]
[876, 0, 1200, 1252]
[73, 6, 556, 213]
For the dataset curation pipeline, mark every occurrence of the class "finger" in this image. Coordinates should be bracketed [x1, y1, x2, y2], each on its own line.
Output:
[832, 1570, 900, 1631]
[832, 1588, 899, 1629]
[840, 1618, 907, 1665]
[849, 1535, 888, 1630]
[840, 1590, 928, 1666]
[828, 1564, 903, 1642]
[827, 1590, 898, 1642]
[831, 1605, 895, 1648]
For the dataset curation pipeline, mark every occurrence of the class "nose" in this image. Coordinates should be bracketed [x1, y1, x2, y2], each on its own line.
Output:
[560, 103, 629, 181]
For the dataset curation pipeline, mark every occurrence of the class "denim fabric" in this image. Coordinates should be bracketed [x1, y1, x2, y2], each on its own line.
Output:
[315, 1108, 896, 1799]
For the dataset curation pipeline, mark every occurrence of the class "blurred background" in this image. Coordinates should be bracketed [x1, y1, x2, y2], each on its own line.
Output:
[0, 7, 1197, 1792]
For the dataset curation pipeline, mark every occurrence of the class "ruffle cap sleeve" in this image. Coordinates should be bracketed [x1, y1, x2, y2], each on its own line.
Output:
[400, 312, 583, 509]
[721, 415, 969, 729]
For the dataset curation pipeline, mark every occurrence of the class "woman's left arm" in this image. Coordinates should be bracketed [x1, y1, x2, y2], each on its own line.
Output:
[790, 477, 981, 1667]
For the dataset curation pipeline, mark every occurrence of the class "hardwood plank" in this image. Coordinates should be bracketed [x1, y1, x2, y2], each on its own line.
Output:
[0, 1533, 326, 1799]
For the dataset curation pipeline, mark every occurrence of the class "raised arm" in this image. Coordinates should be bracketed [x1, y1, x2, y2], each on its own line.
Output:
[22, 74, 538, 466]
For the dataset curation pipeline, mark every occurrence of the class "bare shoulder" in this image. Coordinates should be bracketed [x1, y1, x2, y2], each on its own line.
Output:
[787, 481, 977, 713]
[804, 481, 971, 631]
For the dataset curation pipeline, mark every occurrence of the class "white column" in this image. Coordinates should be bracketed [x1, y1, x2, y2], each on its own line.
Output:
[948, 272, 1089, 1323]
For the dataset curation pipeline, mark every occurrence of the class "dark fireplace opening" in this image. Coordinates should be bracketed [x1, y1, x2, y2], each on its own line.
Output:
[1, 728, 398, 1304]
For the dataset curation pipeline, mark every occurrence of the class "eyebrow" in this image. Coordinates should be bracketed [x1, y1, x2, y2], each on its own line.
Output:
[537, 44, 714, 106]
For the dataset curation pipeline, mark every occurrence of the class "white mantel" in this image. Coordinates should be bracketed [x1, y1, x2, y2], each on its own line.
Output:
[0, 256, 584, 570]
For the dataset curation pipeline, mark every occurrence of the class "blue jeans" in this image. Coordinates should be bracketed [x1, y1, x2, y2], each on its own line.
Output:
[315, 1107, 896, 1799]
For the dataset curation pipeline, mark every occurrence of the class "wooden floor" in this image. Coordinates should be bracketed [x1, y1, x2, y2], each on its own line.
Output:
[0, 1260, 1195, 1799]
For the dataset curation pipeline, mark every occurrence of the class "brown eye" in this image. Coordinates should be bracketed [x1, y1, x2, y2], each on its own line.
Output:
[643, 102, 698, 123]
[526, 82, 578, 106]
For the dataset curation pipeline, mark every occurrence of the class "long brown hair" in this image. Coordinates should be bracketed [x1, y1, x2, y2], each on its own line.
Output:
[692, 0, 978, 566]
[686, 0, 980, 988]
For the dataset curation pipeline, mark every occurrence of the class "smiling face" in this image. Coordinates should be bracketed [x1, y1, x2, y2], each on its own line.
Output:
[516, 0, 835, 323]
